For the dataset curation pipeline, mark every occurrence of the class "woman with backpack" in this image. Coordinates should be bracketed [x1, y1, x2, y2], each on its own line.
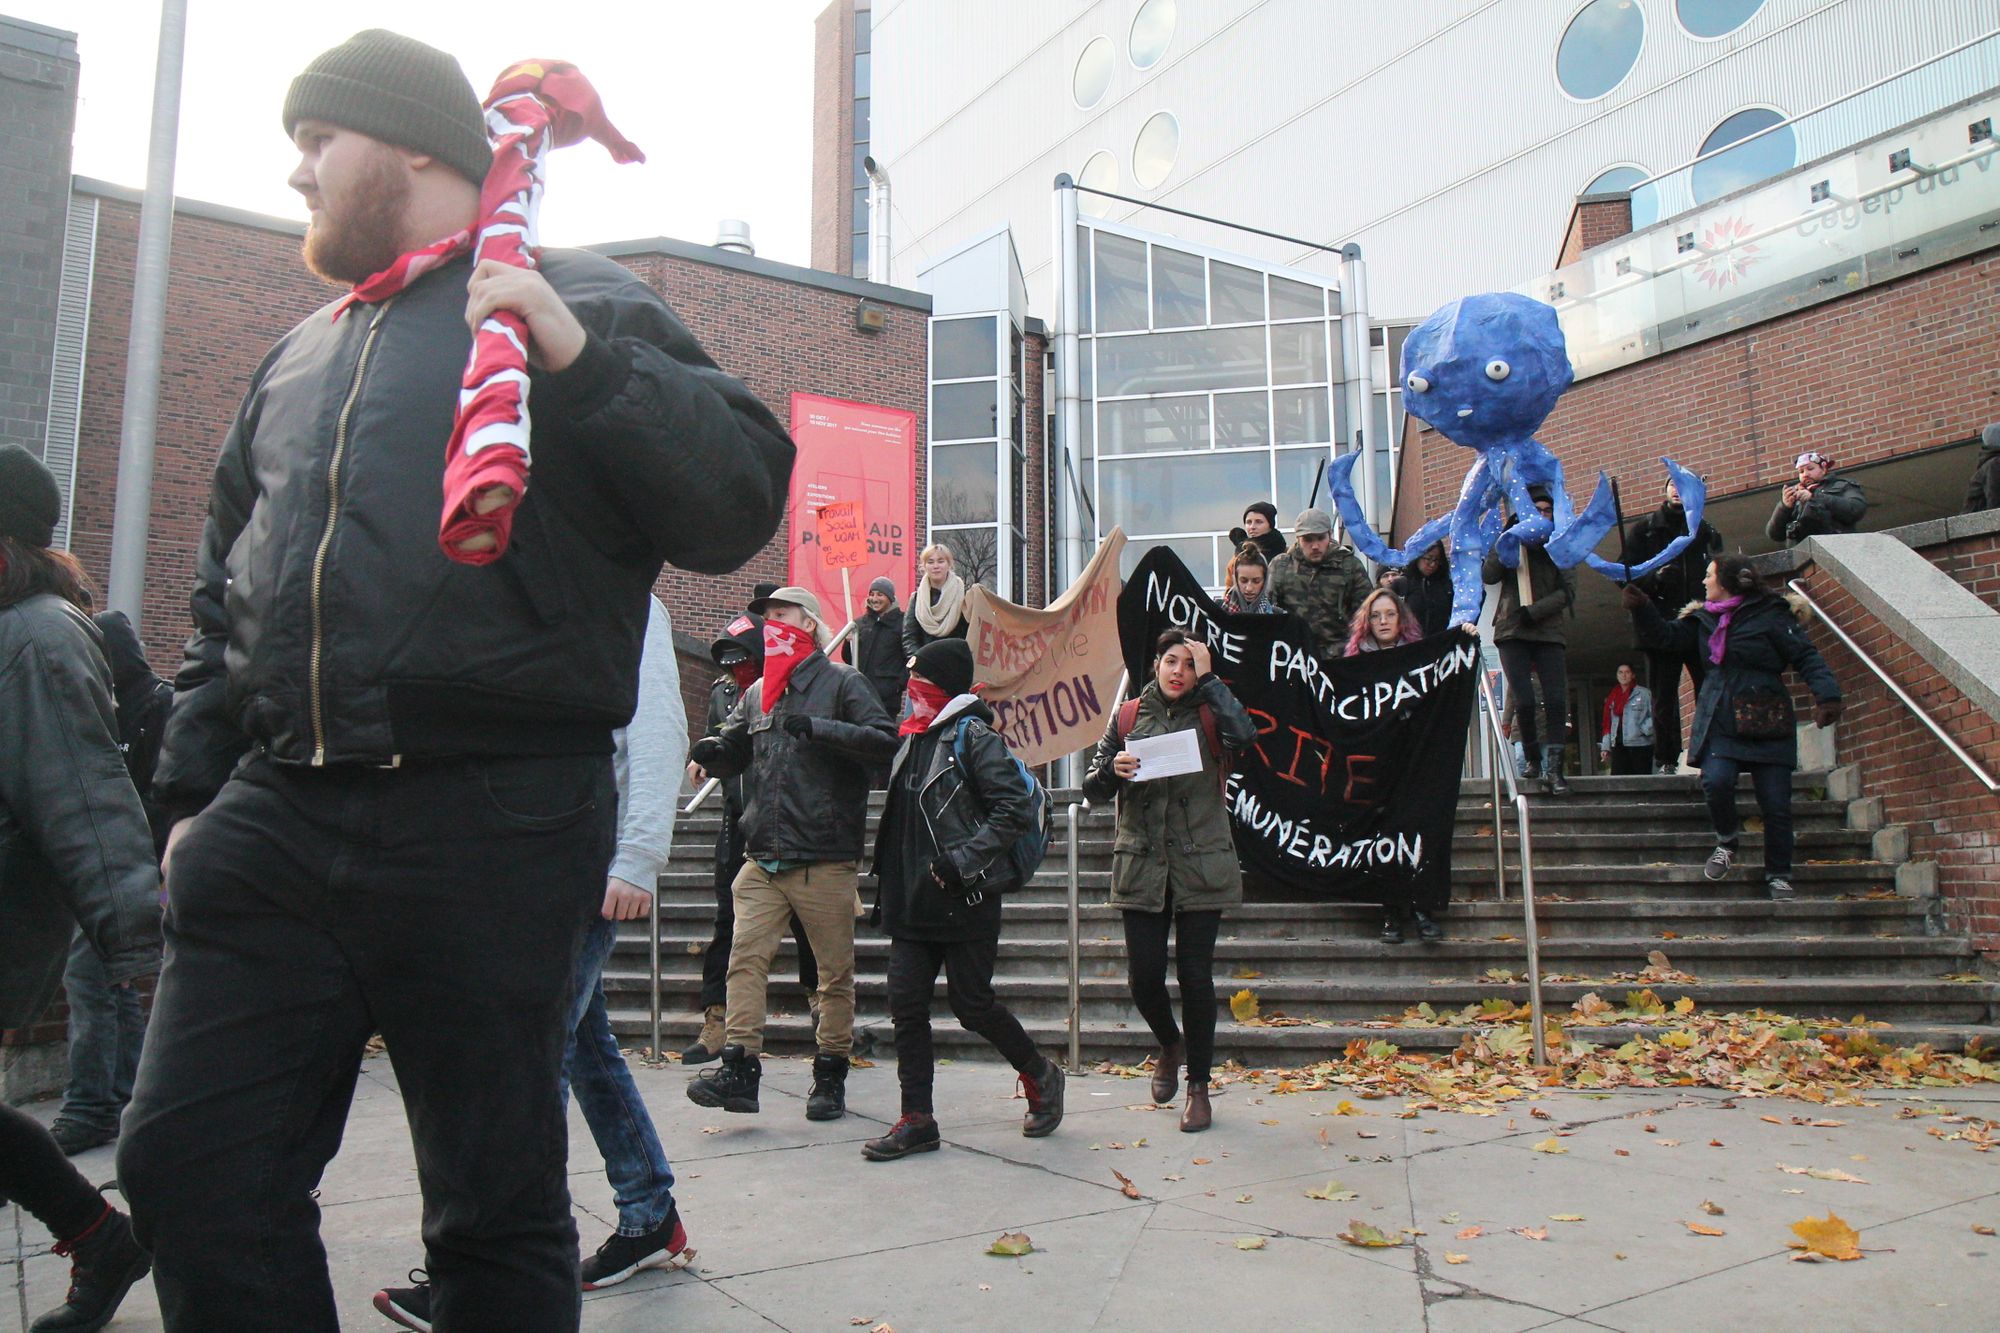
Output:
[861, 638, 1065, 1161]
[1082, 628, 1256, 1132]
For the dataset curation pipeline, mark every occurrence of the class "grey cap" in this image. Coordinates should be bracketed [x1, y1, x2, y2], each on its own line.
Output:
[747, 585, 831, 645]
[1293, 507, 1333, 536]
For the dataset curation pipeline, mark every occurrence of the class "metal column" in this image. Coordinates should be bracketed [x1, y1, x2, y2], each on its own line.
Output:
[1065, 803, 1082, 1072]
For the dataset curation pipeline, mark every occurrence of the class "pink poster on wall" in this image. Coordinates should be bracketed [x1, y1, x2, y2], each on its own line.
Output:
[787, 392, 918, 629]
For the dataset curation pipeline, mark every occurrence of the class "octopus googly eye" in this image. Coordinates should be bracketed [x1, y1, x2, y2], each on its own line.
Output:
[1406, 373, 1430, 393]
[1484, 359, 1511, 381]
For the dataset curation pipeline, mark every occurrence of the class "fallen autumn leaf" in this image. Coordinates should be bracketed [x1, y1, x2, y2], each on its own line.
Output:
[986, 1232, 1033, 1257]
[1789, 1212, 1862, 1261]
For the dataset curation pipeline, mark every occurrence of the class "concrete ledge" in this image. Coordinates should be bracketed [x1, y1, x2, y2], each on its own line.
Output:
[1847, 795, 1885, 832]
[1882, 506, 2000, 551]
[1796, 532, 2000, 725]
[1897, 860, 1941, 899]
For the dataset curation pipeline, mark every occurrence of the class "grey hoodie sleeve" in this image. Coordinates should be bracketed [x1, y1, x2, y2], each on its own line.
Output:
[608, 598, 688, 890]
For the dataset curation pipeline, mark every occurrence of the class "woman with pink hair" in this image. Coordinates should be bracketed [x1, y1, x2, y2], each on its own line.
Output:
[1342, 587, 1423, 656]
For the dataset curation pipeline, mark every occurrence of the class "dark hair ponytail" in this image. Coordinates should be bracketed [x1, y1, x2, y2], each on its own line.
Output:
[0, 536, 95, 612]
[1713, 554, 1761, 597]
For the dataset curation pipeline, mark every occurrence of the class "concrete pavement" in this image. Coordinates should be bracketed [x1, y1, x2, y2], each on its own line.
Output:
[9, 1053, 1999, 1331]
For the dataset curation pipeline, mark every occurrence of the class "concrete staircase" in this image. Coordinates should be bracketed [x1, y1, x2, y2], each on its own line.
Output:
[605, 770, 2000, 1063]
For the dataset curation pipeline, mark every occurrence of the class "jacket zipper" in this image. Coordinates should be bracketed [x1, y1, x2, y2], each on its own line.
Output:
[307, 300, 391, 765]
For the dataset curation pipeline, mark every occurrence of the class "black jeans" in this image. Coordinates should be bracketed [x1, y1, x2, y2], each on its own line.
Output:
[700, 821, 816, 1009]
[0, 1100, 107, 1241]
[1121, 904, 1223, 1086]
[118, 752, 612, 1333]
[1646, 648, 1706, 766]
[1608, 743, 1652, 775]
[1699, 753, 1795, 879]
[1497, 640, 1568, 751]
[886, 932, 1040, 1114]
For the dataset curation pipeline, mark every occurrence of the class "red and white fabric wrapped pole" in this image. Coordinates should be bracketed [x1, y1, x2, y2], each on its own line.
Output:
[439, 60, 644, 564]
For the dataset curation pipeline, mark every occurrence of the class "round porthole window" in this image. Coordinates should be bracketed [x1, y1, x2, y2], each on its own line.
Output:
[1677, 0, 1765, 39]
[1556, 0, 1645, 101]
[1078, 150, 1119, 216]
[1130, 0, 1177, 70]
[1074, 36, 1113, 109]
[1692, 106, 1794, 203]
[1132, 111, 1179, 189]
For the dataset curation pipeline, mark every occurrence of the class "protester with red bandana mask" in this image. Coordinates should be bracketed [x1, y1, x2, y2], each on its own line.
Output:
[115, 30, 792, 1331]
[687, 587, 897, 1121]
[680, 613, 819, 1065]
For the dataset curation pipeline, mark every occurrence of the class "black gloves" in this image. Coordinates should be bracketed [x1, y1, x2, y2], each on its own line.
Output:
[1813, 698, 1843, 728]
[688, 736, 725, 766]
[782, 713, 814, 742]
[927, 855, 967, 897]
[1620, 582, 1649, 611]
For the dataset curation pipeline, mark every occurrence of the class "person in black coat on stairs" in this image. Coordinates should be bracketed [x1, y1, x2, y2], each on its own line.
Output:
[1626, 477, 1720, 773]
[843, 576, 911, 722]
[859, 638, 1065, 1161]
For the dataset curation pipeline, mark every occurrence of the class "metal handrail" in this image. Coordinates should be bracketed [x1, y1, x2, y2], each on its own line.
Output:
[1787, 579, 2000, 792]
[1475, 671, 1548, 1066]
[681, 613, 864, 814]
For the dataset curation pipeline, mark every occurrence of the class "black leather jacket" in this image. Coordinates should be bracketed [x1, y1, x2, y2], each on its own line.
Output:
[871, 698, 1031, 938]
[694, 651, 897, 861]
[1628, 505, 1720, 610]
[153, 249, 792, 820]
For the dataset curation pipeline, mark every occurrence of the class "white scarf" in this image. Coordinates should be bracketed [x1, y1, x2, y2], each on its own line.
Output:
[914, 573, 967, 637]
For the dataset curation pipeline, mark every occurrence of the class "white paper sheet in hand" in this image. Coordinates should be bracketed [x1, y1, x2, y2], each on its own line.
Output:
[1127, 728, 1202, 781]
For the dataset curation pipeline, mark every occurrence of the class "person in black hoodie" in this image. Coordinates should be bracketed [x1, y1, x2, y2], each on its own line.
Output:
[1966, 424, 2000, 514]
[1391, 542, 1453, 638]
[844, 575, 910, 721]
[44, 611, 172, 1158]
[1626, 477, 1721, 773]
[1227, 500, 1288, 564]
[860, 639, 1063, 1161]
[681, 613, 818, 1065]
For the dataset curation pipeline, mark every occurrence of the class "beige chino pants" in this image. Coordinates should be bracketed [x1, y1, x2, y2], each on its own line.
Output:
[723, 859, 860, 1056]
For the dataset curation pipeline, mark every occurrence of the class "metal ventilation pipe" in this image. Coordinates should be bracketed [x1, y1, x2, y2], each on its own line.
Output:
[863, 155, 891, 285]
[714, 220, 755, 255]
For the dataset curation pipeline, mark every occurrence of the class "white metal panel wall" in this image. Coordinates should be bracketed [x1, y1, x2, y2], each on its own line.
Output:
[876, 0, 1997, 321]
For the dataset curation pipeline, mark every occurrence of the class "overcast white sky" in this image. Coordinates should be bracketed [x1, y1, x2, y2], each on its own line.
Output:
[16, 0, 824, 263]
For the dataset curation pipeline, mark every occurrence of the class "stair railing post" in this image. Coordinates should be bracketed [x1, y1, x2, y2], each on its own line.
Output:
[1515, 795, 1547, 1066]
[1477, 673, 1512, 902]
[1065, 803, 1083, 1072]
[649, 873, 663, 1063]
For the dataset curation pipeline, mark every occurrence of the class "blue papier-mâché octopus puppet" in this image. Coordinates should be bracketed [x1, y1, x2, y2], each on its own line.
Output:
[1326, 290, 1708, 627]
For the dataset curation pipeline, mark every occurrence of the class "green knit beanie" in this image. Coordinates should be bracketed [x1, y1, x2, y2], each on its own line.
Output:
[283, 30, 492, 186]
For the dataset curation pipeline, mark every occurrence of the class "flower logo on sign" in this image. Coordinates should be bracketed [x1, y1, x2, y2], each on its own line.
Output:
[1691, 214, 1763, 290]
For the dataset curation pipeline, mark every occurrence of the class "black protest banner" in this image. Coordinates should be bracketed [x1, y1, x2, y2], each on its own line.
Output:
[1117, 547, 1477, 906]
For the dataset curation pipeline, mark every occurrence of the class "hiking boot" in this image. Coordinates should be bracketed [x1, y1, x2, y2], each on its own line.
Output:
[1766, 876, 1796, 901]
[580, 1208, 692, 1290]
[861, 1113, 941, 1161]
[680, 1005, 726, 1065]
[1703, 845, 1735, 881]
[1540, 745, 1570, 795]
[1180, 1083, 1212, 1133]
[1020, 1057, 1065, 1138]
[1149, 1041, 1182, 1105]
[29, 1205, 150, 1333]
[48, 1121, 115, 1158]
[805, 1052, 849, 1121]
[372, 1270, 431, 1332]
[686, 1044, 760, 1113]
[1656, 761, 1680, 776]
[1379, 911, 1405, 945]
[1410, 908, 1444, 943]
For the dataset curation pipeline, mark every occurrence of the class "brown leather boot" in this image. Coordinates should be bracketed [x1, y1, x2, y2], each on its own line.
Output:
[1180, 1082, 1212, 1133]
[680, 1005, 726, 1065]
[1149, 1041, 1183, 1105]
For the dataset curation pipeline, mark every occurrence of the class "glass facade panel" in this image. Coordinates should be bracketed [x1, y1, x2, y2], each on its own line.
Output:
[1269, 275, 1324, 321]
[1151, 246, 1206, 328]
[1273, 386, 1331, 444]
[1099, 395, 1210, 455]
[933, 317, 997, 381]
[933, 380, 998, 441]
[1120, 533, 1214, 584]
[1100, 451, 1268, 536]
[1077, 226, 1094, 330]
[1271, 321, 1327, 385]
[1210, 261, 1265, 324]
[1275, 446, 1331, 520]
[1093, 231, 1149, 333]
[937, 527, 999, 590]
[855, 96, 869, 139]
[1096, 326, 1268, 395]
[854, 51, 870, 98]
[1211, 390, 1270, 449]
[932, 443, 998, 524]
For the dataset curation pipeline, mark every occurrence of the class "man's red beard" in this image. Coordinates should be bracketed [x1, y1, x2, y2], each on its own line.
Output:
[302, 146, 413, 285]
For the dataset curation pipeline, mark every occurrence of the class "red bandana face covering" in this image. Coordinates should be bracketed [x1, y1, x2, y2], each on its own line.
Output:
[900, 677, 954, 736]
[729, 660, 758, 690]
[760, 619, 819, 711]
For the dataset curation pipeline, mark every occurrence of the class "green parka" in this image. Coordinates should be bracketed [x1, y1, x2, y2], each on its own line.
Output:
[1081, 676, 1256, 914]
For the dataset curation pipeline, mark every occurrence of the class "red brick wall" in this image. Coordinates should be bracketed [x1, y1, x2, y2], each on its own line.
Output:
[1555, 196, 1633, 269]
[1415, 249, 2000, 526]
[809, 0, 855, 275]
[1925, 529, 2000, 612]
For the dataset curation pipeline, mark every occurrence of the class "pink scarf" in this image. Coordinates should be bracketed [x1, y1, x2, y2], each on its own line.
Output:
[1703, 594, 1746, 665]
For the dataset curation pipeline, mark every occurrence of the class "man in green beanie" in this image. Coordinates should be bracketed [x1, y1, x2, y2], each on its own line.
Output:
[113, 29, 793, 1332]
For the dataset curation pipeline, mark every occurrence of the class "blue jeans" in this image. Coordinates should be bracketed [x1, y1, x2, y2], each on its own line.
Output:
[562, 917, 676, 1237]
[56, 930, 147, 1134]
[1699, 753, 1794, 878]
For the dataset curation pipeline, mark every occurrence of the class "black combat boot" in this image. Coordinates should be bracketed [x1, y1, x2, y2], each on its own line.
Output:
[1020, 1057, 1066, 1138]
[805, 1052, 849, 1121]
[686, 1044, 761, 1113]
[30, 1205, 151, 1333]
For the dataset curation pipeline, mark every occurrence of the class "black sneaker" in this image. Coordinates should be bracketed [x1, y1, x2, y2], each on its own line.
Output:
[805, 1052, 849, 1122]
[1766, 876, 1796, 901]
[1020, 1058, 1065, 1138]
[48, 1121, 115, 1157]
[861, 1113, 941, 1161]
[371, 1270, 431, 1332]
[580, 1209, 691, 1290]
[1410, 908, 1444, 943]
[1379, 912, 1405, 945]
[29, 1205, 150, 1333]
[686, 1045, 760, 1113]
